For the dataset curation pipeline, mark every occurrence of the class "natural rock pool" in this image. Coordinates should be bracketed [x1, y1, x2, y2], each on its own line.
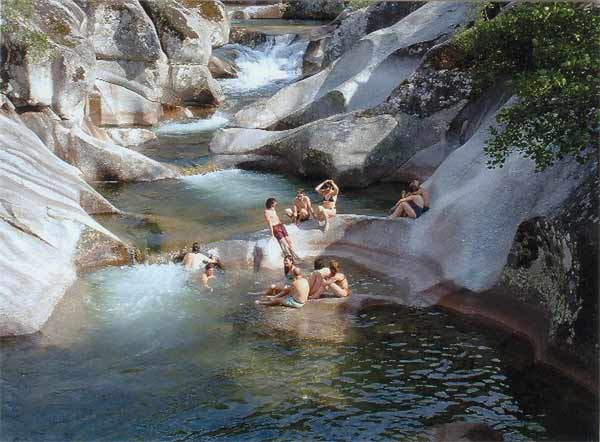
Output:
[1, 25, 596, 442]
[1, 259, 595, 441]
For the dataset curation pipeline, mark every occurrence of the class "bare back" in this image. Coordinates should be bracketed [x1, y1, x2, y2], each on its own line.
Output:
[293, 277, 310, 303]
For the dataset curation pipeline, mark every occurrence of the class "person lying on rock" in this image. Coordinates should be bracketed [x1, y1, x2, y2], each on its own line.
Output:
[265, 197, 300, 260]
[285, 188, 314, 224]
[255, 267, 309, 308]
[323, 260, 351, 297]
[389, 180, 429, 220]
[308, 257, 332, 299]
[201, 263, 217, 291]
[264, 255, 297, 299]
[183, 243, 223, 271]
[315, 179, 339, 232]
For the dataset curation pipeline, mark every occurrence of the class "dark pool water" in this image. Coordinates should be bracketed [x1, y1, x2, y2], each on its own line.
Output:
[1, 259, 596, 441]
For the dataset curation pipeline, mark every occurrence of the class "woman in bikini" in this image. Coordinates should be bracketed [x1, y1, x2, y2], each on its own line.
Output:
[264, 255, 297, 298]
[255, 267, 310, 309]
[315, 179, 339, 232]
[389, 180, 427, 219]
[324, 260, 351, 297]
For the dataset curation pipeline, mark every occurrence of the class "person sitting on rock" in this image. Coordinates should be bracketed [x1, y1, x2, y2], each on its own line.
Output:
[308, 257, 332, 299]
[285, 188, 314, 224]
[315, 179, 339, 232]
[201, 263, 217, 291]
[264, 255, 297, 299]
[255, 267, 309, 309]
[323, 260, 351, 297]
[265, 197, 299, 260]
[389, 180, 429, 219]
[183, 243, 223, 271]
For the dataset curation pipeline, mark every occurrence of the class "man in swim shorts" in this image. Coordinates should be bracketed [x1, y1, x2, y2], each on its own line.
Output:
[256, 267, 309, 308]
[285, 189, 314, 224]
[264, 197, 299, 260]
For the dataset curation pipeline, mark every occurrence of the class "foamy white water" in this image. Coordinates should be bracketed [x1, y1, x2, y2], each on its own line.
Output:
[221, 35, 309, 92]
[156, 112, 229, 135]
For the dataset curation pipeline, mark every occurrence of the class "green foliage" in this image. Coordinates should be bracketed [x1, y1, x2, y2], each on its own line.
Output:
[1, 0, 53, 59]
[348, 0, 376, 10]
[453, 3, 600, 171]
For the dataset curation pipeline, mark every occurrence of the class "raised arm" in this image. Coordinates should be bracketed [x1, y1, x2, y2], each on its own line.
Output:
[329, 180, 340, 195]
[315, 180, 329, 192]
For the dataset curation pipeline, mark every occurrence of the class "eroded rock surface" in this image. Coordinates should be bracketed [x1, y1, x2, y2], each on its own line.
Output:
[0, 111, 126, 336]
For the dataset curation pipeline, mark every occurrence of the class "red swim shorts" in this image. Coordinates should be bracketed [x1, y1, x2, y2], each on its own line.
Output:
[272, 223, 288, 240]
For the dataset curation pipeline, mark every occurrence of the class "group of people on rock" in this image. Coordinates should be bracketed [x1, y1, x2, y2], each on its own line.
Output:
[255, 256, 351, 308]
[182, 178, 430, 307]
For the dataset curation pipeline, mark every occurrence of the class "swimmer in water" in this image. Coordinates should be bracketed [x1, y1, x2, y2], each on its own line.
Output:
[201, 263, 217, 291]
[183, 243, 223, 271]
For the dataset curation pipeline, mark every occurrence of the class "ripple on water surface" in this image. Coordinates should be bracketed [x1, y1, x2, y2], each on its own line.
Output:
[1, 259, 596, 441]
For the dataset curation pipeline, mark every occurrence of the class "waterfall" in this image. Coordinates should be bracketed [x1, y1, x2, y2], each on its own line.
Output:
[220, 34, 309, 93]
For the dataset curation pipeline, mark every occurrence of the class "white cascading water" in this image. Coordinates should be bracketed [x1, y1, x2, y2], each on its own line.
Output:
[220, 34, 309, 93]
[155, 34, 307, 135]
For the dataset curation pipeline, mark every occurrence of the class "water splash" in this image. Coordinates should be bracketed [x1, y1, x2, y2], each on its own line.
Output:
[221, 35, 309, 93]
[155, 112, 229, 135]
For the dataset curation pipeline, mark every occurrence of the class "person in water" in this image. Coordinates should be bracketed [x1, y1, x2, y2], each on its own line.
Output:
[389, 180, 429, 219]
[264, 197, 299, 260]
[256, 267, 310, 308]
[308, 257, 332, 299]
[285, 189, 314, 224]
[315, 179, 339, 232]
[323, 259, 351, 297]
[183, 243, 223, 271]
[264, 255, 297, 298]
[201, 263, 217, 290]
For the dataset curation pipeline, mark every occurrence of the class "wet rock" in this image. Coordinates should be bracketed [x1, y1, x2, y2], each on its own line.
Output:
[302, 37, 331, 76]
[431, 422, 504, 442]
[105, 128, 157, 146]
[1, 0, 95, 121]
[0, 112, 124, 336]
[240, 4, 285, 19]
[209, 54, 240, 79]
[233, 2, 475, 129]
[229, 28, 270, 48]
[167, 65, 223, 105]
[75, 227, 131, 273]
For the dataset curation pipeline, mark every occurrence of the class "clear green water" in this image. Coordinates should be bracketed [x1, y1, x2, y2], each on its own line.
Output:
[1, 259, 595, 441]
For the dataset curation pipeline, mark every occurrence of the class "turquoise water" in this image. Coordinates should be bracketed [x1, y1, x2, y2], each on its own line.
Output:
[1, 259, 595, 441]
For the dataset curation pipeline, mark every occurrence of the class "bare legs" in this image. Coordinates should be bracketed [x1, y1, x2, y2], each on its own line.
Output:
[389, 202, 416, 219]
[316, 206, 336, 231]
[277, 236, 300, 261]
[327, 282, 350, 297]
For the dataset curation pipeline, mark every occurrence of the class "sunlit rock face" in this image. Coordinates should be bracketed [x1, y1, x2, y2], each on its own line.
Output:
[0, 0, 96, 122]
[20, 109, 177, 182]
[211, 113, 399, 186]
[0, 108, 126, 336]
[140, 0, 227, 106]
[232, 2, 475, 130]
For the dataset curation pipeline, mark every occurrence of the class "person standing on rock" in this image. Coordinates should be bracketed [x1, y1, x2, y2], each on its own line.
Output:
[264, 197, 300, 261]
[285, 189, 314, 224]
[255, 267, 309, 308]
[315, 179, 339, 232]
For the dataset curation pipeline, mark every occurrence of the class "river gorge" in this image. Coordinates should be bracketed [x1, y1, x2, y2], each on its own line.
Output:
[0, 1, 598, 441]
